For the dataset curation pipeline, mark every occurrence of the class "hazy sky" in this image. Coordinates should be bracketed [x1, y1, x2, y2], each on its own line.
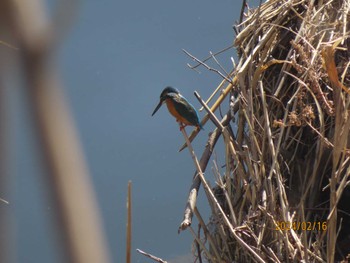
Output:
[11, 0, 258, 262]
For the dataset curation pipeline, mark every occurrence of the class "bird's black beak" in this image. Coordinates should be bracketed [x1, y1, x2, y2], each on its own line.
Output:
[152, 100, 163, 116]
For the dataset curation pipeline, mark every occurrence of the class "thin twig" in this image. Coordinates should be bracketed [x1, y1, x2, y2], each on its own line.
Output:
[183, 49, 233, 83]
[185, 45, 234, 70]
[136, 249, 167, 263]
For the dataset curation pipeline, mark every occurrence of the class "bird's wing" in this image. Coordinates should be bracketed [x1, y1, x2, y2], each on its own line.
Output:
[169, 94, 200, 126]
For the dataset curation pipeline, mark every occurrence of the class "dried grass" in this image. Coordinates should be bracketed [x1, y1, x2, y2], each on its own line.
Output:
[183, 0, 350, 262]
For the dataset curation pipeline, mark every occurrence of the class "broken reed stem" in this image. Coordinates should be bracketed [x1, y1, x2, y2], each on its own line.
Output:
[178, 123, 205, 231]
[180, 112, 233, 233]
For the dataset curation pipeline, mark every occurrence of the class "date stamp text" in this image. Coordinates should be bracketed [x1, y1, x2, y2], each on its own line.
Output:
[275, 221, 327, 231]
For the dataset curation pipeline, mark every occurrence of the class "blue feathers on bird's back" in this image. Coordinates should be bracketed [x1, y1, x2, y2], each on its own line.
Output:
[168, 93, 202, 127]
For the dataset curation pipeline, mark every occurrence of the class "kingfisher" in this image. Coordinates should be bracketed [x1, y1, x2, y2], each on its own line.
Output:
[152, 87, 203, 130]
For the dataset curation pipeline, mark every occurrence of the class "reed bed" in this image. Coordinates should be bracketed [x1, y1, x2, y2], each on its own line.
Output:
[180, 0, 350, 262]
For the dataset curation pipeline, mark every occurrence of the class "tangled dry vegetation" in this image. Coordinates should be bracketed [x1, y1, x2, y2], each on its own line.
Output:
[181, 0, 350, 262]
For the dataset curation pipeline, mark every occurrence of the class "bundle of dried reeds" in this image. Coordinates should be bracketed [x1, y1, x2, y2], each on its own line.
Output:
[180, 0, 350, 262]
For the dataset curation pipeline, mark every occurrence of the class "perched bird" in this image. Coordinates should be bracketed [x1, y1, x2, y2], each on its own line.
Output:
[152, 87, 203, 130]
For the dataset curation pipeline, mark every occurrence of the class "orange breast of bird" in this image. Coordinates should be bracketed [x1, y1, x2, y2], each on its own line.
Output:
[165, 98, 192, 126]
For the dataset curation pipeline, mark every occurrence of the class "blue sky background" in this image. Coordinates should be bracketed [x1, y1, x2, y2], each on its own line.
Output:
[10, 0, 258, 262]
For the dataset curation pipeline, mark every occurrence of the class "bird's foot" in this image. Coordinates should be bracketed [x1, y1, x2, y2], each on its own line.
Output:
[178, 122, 186, 131]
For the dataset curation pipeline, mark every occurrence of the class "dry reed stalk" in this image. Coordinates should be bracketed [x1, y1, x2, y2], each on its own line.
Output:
[180, 0, 350, 261]
[1, 1, 111, 262]
[126, 181, 132, 263]
[0, 5, 17, 263]
[0, 54, 11, 263]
